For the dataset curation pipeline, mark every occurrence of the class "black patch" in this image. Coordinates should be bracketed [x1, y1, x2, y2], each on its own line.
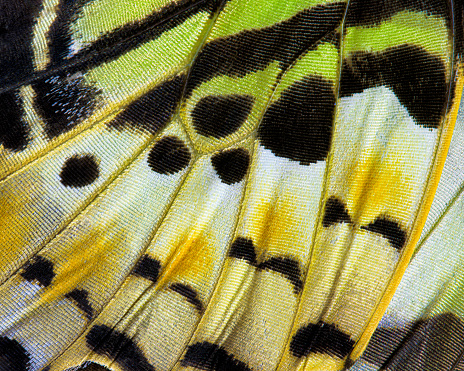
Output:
[21, 256, 55, 287]
[258, 257, 303, 294]
[169, 283, 203, 313]
[0, 337, 30, 371]
[0, 91, 29, 151]
[361, 216, 407, 250]
[362, 313, 464, 370]
[290, 322, 355, 358]
[86, 325, 155, 371]
[211, 148, 250, 184]
[147, 136, 191, 174]
[345, 0, 448, 27]
[340, 45, 447, 129]
[33, 73, 99, 138]
[46, 0, 93, 65]
[185, 3, 345, 96]
[322, 197, 351, 227]
[132, 255, 161, 283]
[258, 75, 335, 164]
[110, 75, 186, 135]
[65, 289, 94, 319]
[60, 154, 99, 188]
[228, 237, 257, 265]
[192, 95, 254, 138]
[181, 342, 252, 371]
[0, 0, 43, 86]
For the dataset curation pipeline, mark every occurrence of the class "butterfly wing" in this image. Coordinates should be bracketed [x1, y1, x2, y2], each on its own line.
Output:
[0, 1, 463, 371]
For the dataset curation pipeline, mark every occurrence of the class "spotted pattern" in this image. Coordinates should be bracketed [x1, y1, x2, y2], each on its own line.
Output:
[132, 255, 162, 283]
[60, 154, 100, 188]
[147, 136, 191, 175]
[20, 256, 55, 287]
[211, 148, 250, 185]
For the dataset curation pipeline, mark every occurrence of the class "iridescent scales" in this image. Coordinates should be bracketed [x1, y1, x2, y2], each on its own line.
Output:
[0, 0, 463, 371]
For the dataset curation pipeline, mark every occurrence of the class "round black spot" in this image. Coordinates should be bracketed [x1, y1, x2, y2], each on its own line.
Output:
[148, 136, 191, 174]
[258, 75, 335, 165]
[192, 95, 254, 138]
[60, 154, 99, 187]
[211, 148, 250, 184]
[0, 337, 30, 371]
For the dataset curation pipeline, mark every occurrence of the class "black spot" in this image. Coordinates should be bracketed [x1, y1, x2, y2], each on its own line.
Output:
[344, 0, 448, 27]
[60, 154, 99, 188]
[290, 322, 355, 358]
[211, 148, 250, 184]
[258, 257, 303, 294]
[258, 75, 335, 164]
[169, 283, 203, 313]
[132, 255, 161, 283]
[181, 342, 252, 371]
[186, 3, 345, 96]
[362, 313, 464, 370]
[65, 289, 94, 319]
[110, 75, 186, 135]
[340, 45, 447, 129]
[20, 256, 55, 287]
[33, 74, 99, 138]
[361, 216, 407, 251]
[0, 91, 29, 151]
[322, 197, 351, 227]
[192, 95, 254, 138]
[147, 136, 191, 175]
[228, 237, 257, 265]
[86, 325, 155, 371]
[0, 337, 30, 371]
[0, 0, 43, 86]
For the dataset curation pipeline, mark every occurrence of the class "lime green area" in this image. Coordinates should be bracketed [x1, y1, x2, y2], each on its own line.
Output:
[273, 42, 339, 100]
[344, 11, 451, 69]
[210, 0, 344, 39]
[86, 12, 208, 101]
[71, 0, 172, 44]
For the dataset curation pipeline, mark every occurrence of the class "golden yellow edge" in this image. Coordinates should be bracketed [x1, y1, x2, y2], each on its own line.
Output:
[349, 63, 464, 364]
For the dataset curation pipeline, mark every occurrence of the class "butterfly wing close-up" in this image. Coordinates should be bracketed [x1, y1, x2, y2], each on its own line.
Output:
[0, 0, 463, 370]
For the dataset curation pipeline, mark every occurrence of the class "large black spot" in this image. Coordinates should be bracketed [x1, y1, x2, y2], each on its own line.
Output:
[60, 154, 99, 188]
[169, 283, 203, 313]
[110, 75, 185, 135]
[181, 342, 251, 371]
[258, 257, 303, 294]
[33, 74, 99, 138]
[20, 256, 55, 287]
[211, 148, 250, 184]
[185, 3, 345, 96]
[132, 255, 161, 283]
[290, 322, 355, 358]
[147, 136, 191, 174]
[340, 45, 447, 129]
[322, 197, 352, 227]
[361, 216, 407, 251]
[0, 337, 30, 371]
[86, 325, 154, 371]
[192, 95, 254, 138]
[228, 237, 257, 265]
[0, 91, 29, 151]
[258, 75, 335, 164]
[0, 0, 43, 86]
[65, 289, 94, 319]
